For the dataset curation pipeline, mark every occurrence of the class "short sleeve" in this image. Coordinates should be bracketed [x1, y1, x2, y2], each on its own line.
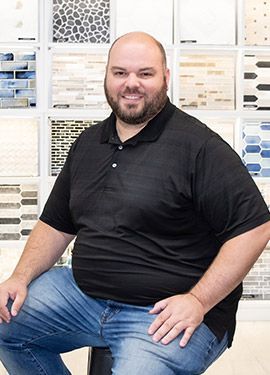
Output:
[39, 142, 77, 235]
[193, 135, 270, 243]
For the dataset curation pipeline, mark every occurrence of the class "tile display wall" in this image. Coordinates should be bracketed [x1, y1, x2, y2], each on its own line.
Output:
[53, 0, 110, 43]
[0, 184, 38, 240]
[50, 119, 100, 175]
[178, 0, 236, 45]
[244, 0, 270, 45]
[197, 117, 235, 147]
[244, 54, 270, 111]
[257, 181, 270, 210]
[52, 52, 108, 109]
[0, 51, 36, 108]
[242, 120, 270, 177]
[116, 0, 173, 45]
[0, 247, 24, 282]
[243, 248, 270, 299]
[0, 0, 38, 43]
[179, 54, 235, 110]
[0, 118, 38, 176]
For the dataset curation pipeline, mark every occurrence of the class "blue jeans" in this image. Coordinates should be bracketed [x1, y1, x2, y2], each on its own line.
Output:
[0, 267, 228, 374]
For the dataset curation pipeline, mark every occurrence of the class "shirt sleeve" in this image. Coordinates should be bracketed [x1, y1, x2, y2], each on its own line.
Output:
[193, 134, 270, 243]
[39, 141, 77, 235]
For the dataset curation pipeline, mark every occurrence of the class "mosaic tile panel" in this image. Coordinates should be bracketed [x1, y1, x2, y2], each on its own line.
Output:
[50, 119, 100, 175]
[179, 54, 235, 110]
[197, 118, 235, 148]
[0, 248, 24, 282]
[116, 0, 173, 45]
[52, 52, 108, 109]
[0, 118, 38, 176]
[0, 0, 38, 43]
[243, 248, 270, 300]
[0, 184, 38, 240]
[53, 0, 110, 43]
[242, 120, 270, 177]
[0, 51, 36, 108]
[244, 0, 270, 46]
[244, 54, 270, 110]
[178, 0, 236, 45]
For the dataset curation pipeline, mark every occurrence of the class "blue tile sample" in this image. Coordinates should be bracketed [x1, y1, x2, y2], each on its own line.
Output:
[242, 121, 270, 177]
[0, 51, 36, 108]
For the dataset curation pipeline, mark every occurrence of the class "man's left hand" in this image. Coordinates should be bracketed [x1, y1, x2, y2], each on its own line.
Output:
[148, 293, 204, 347]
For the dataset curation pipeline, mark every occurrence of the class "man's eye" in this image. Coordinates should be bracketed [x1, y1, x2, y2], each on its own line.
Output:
[140, 72, 153, 77]
[114, 71, 126, 76]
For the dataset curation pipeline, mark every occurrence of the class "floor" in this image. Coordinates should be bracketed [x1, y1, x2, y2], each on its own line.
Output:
[0, 321, 270, 374]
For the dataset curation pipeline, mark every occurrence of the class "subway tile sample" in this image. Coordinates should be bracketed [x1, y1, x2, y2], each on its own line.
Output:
[242, 120, 270, 177]
[53, 0, 110, 43]
[50, 119, 100, 175]
[243, 248, 270, 300]
[178, 0, 236, 45]
[179, 54, 235, 110]
[244, 0, 270, 46]
[0, 118, 38, 176]
[0, 184, 38, 240]
[52, 52, 108, 109]
[0, 0, 38, 43]
[116, 0, 173, 45]
[0, 51, 36, 108]
[244, 54, 270, 110]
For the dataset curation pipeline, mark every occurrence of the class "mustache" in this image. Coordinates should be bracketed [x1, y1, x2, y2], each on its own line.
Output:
[122, 89, 144, 95]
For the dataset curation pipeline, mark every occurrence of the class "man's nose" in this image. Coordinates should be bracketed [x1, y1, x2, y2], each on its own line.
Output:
[125, 73, 140, 88]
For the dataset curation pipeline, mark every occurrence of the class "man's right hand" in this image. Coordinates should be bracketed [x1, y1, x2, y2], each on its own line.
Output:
[0, 276, 28, 324]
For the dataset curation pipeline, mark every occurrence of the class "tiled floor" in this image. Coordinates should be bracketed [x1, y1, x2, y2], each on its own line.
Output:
[0, 321, 270, 374]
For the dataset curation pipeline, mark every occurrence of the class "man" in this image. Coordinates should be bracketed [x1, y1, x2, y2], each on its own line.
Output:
[0, 32, 270, 374]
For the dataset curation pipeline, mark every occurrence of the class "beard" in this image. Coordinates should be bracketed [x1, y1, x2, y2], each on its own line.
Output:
[104, 77, 168, 125]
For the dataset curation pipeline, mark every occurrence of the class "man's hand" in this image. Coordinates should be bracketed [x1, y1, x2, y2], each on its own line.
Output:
[0, 277, 28, 324]
[148, 293, 205, 347]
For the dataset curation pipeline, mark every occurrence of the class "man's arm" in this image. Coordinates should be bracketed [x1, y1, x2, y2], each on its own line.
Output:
[0, 220, 75, 323]
[148, 220, 270, 347]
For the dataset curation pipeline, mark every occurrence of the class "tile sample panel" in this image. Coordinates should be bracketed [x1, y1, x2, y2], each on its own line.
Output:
[0, 51, 36, 108]
[244, 0, 270, 46]
[0, 184, 38, 240]
[116, 0, 173, 45]
[178, 0, 236, 45]
[0, 118, 38, 176]
[0, 248, 24, 282]
[242, 120, 270, 177]
[244, 54, 270, 110]
[0, 0, 38, 43]
[52, 52, 108, 109]
[256, 181, 270, 210]
[53, 0, 110, 43]
[198, 117, 235, 148]
[50, 119, 100, 175]
[179, 54, 235, 110]
[243, 248, 270, 300]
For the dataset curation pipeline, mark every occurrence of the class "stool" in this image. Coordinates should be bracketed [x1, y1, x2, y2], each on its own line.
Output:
[87, 347, 113, 375]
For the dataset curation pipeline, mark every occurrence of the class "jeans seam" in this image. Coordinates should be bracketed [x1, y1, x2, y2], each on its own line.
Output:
[24, 348, 49, 375]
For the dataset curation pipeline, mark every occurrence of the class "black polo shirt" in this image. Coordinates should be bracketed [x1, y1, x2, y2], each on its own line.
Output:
[40, 99, 270, 346]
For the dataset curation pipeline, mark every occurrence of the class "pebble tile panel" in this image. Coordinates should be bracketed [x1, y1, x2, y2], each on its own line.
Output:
[0, 51, 36, 108]
[179, 54, 235, 110]
[0, 0, 38, 43]
[0, 118, 38, 176]
[244, 0, 270, 46]
[52, 52, 108, 109]
[244, 54, 270, 110]
[50, 119, 100, 175]
[0, 184, 38, 240]
[242, 120, 270, 177]
[53, 0, 110, 43]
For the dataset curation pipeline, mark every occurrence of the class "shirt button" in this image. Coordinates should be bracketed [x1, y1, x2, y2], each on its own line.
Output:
[112, 163, 117, 168]
[118, 145, 123, 150]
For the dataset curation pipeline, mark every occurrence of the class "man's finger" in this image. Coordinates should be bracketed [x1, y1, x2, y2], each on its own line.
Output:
[179, 326, 195, 347]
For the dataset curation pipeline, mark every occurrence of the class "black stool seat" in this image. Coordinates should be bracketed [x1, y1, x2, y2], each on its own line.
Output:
[88, 347, 113, 375]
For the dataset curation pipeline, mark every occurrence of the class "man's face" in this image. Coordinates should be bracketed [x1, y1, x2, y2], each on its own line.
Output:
[104, 36, 170, 126]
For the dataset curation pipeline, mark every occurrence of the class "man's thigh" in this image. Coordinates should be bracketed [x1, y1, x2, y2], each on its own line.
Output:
[104, 303, 228, 375]
[0, 267, 106, 353]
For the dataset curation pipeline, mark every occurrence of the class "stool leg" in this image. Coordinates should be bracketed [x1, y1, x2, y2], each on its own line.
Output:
[88, 347, 113, 375]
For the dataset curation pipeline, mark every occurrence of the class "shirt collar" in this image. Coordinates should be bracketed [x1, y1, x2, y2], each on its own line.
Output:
[100, 98, 176, 146]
